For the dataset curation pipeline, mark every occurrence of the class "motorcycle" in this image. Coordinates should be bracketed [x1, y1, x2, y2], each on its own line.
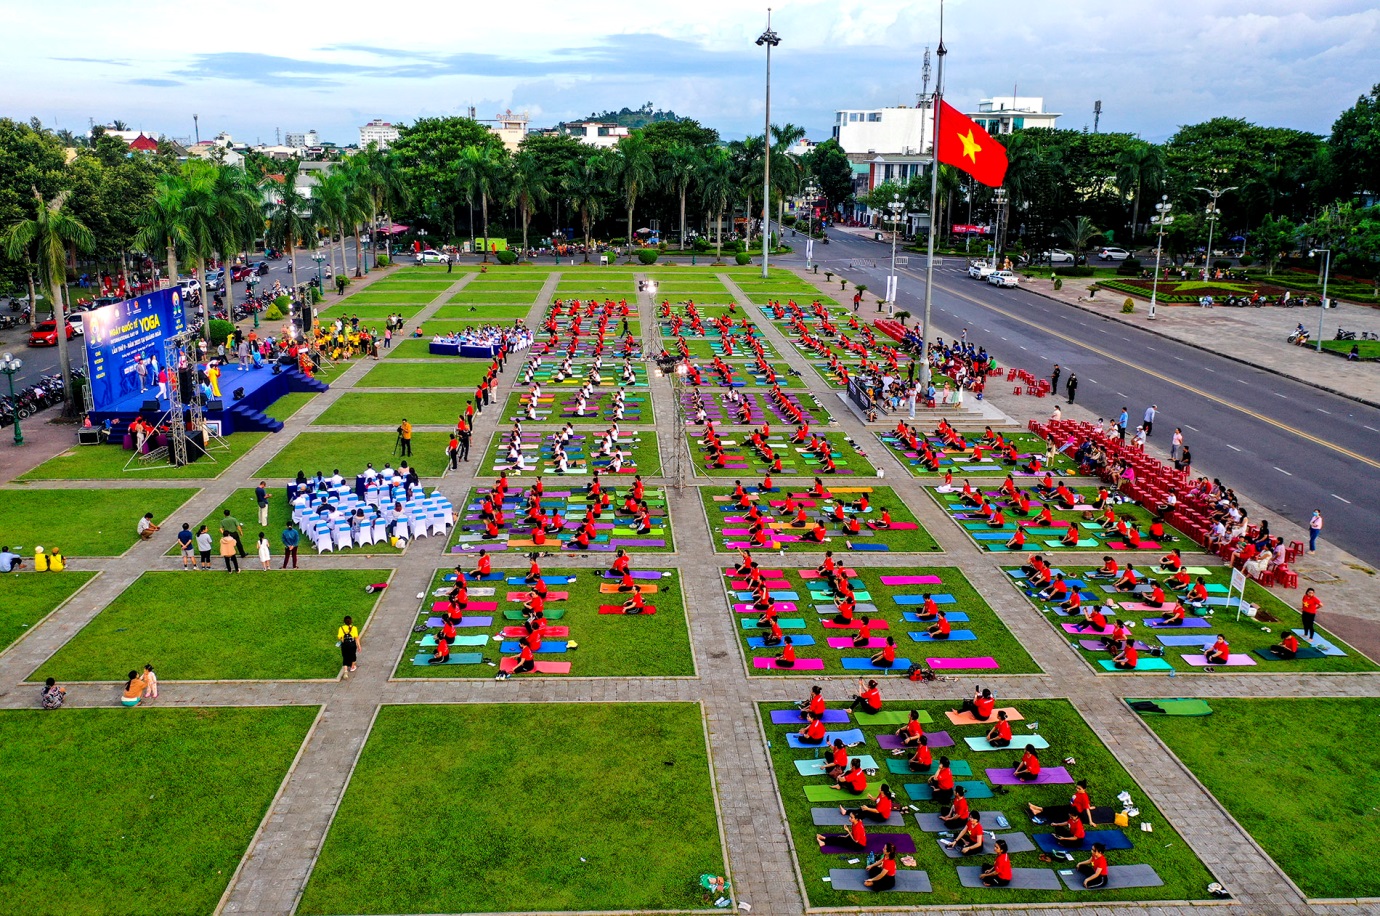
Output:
[1335, 328, 1357, 341]
[1286, 330, 1310, 346]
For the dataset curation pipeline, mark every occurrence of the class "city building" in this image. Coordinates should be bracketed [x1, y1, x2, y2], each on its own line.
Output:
[551, 121, 631, 149]
[359, 119, 400, 149]
[479, 110, 529, 152]
[966, 97, 1060, 135]
[284, 129, 319, 149]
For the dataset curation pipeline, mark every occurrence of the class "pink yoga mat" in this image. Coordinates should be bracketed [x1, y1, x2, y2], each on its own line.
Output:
[1119, 602, 1168, 612]
[506, 591, 569, 601]
[880, 575, 942, 586]
[818, 834, 918, 856]
[986, 766, 1073, 786]
[498, 658, 571, 674]
[432, 600, 499, 612]
[1062, 623, 1114, 636]
[827, 637, 888, 649]
[731, 579, 791, 590]
[752, 657, 825, 671]
[723, 567, 788, 577]
[927, 656, 999, 670]
[823, 619, 889, 630]
[800, 567, 856, 579]
[1181, 653, 1257, 667]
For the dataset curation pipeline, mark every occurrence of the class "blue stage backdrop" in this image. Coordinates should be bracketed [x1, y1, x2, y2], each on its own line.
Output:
[82, 289, 187, 413]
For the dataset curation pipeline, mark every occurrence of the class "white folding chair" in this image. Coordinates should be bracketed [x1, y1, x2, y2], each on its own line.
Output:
[315, 525, 333, 553]
[334, 525, 352, 551]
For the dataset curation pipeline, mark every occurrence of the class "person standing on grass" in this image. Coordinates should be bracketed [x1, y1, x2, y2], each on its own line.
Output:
[195, 525, 213, 570]
[398, 419, 413, 456]
[221, 509, 246, 557]
[281, 523, 300, 569]
[220, 531, 240, 573]
[338, 615, 361, 674]
[177, 523, 195, 569]
[257, 532, 271, 570]
[1301, 587, 1322, 639]
[1309, 510, 1323, 552]
[255, 481, 271, 527]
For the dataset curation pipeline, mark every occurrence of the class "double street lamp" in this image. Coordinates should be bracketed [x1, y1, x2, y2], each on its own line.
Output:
[0, 352, 23, 445]
[1148, 195, 1174, 320]
[1310, 248, 1332, 352]
[1194, 185, 1236, 280]
[756, 10, 780, 280]
[886, 193, 905, 309]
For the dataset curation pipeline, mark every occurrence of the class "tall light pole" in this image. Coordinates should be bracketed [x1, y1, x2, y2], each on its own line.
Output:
[921, 0, 947, 365]
[0, 352, 23, 445]
[887, 193, 904, 309]
[1193, 185, 1236, 280]
[804, 180, 819, 270]
[1148, 195, 1173, 320]
[756, 10, 780, 280]
[1311, 248, 1331, 352]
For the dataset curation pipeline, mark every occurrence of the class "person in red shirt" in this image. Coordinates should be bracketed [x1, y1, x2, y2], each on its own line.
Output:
[1076, 842, 1109, 888]
[1089, 555, 1118, 580]
[476, 551, 492, 578]
[1005, 526, 1027, 551]
[895, 710, 925, 745]
[497, 636, 535, 679]
[816, 811, 867, 851]
[525, 558, 543, 584]
[915, 594, 941, 620]
[1059, 523, 1081, 547]
[1038, 573, 1069, 603]
[1204, 634, 1231, 665]
[870, 635, 898, 668]
[1158, 602, 1186, 627]
[907, 734, 933, 772]
[610, 548, 631, 577]
[946, 812, 985, 856]
[802, 684, 826, 717]
[980, 838, 1013, 886]
[850, 679, 882, 714]
[851, 617, 874, 648]
[1158, 548, 1182, 572]
[1113, 564, 1139, 592]
[1269, 631, 1300, 659]
[831, 759, 868, 795]
[438, 618, 457, 645]
[833, 597, 856, 627]
[1301, 587, 1322, 639]
[798, 712, 827, 745]
[821, 739, 849, 779]
[775, 635, 797, 668]
[866, 507, 892, 531]
[1052, 811, 1088, 846]
[1112, 641, 1139, 670]
[762, 615, 784, 647]
[925, 611, 952, 640]
[1028, 779, 1095, 825]
[427, 635, 451, 664]
[985, 710, 1013, 748]
[862, 842, 898, 890]
[843, 784, 896, 823]
[956, 687, 996, 721]
[1012, 746, 1042, 781]
[928, 757, 957, 805]
[622, 589, 649, 614]
[616, 570, 637, 592]
[1183, 577, 1210, 608]
[1061, 587, 1083, 615]
[1144, 582, 1167, 609]
[1077, 604, 1109, 633]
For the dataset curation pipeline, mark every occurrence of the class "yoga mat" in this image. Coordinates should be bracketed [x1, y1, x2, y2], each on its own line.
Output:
[827, 868, 931, 893]
[905, 780, 993, 801]
[827, 637, 887, 649]
[818, 834, 917, 856]
[965, 735, 1050, 752]
[500, 626, 569, 639]
[733, 602, 798, 613]
[753, 657, 825, 671]
[854, 710, 932, 726]
[1060, 864, 1163, 891]
[602, 570, 663, 580]
[498, 658, 571, 674]
[747, 635, 816, 649]
[410, 652, 484, 666]
[887, 758, 972, 776]
[1097, 658, 1174, 672]
[848, 543, 890, 552]
[499, 641, 569, 653]
[795, 756, 879, 776]
[598, 605, 658, 615]
[788, 729, 864, 749]
[1253, 645, 1327, 661]
[1128, 698, 1213, 717]
[956, 866, 1060, 890]
[880, 575, 943, 586]
[505, 575, 576, 585]
[940, 832, 1036, 858]
[1146, 617, 1209, 628]
[947, 708, 1023, 726]
[418, 634, 490, 648]
[1292, 631, 1347, 656]
[928, 657, 999, 670]
[506, 591, 569, 601]
[1182, 653, 1258, 667]
[1077, 639, 1151, 652]
[915, 811, 1007, 831]
[1154, 635, 1217, 648]
[430, 600, 498, 612]
[1062, 623, 1114, 636]
[1033, 830, 1134, 853]
[909, 630, 978, 642]
[986, 766, 1073, 786]
[893, 594, 956, 605]
[771, 708, 850, 724]
[878, 731, 953, 749]
[444, 572, 505, 582]
[503, 609, 566, 621]
[841, 657, 913, 671]
[425, 616, 493, 628]
[740, 617, 804, 630]
[812, 809, 904, 827]
[903, 611, 969, 623]
[822, 619, 889, 630]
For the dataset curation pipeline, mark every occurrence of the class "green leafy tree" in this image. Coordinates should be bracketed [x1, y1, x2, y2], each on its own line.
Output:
[1115, 140, 1166, 240]
[134, 171, 191, 293]
[1326, 84, 1380, 200]
[698, 146, 735, 260]
[562, 155, 607, 262]
[661, 143, 698, 249]
[353, 142, 410, 263]
[803, 138, 853, 212]
[507, 149, 550, 255]
[1057, 216, 1101, 263]
[262, 159, 314, 291]
[458, 145, 509, 261]
[770, 123, 806, 233]
[605, 132, 656, 251]
[389, 117, 503, 239]
[1252, 214, 1298, 275]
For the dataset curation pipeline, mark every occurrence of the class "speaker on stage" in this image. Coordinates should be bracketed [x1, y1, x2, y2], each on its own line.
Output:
[140, 399, 160, 413]
[178, 368, 195, 402]
[232, 387, 245, 400]
[206, 399, 224, 411]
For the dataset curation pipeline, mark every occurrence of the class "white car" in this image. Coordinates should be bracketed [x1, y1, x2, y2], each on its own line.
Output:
[177, 278, 201, 295]
[1098, 247, 1131, 261]
[968, 260, 995, 280]
[1041, 249, 1074, 264]
[415, 248, 448, 263]
[987, 270, 1019, 288]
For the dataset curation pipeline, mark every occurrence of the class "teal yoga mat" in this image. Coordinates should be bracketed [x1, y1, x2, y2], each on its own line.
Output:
[965, 735, 1049, 752]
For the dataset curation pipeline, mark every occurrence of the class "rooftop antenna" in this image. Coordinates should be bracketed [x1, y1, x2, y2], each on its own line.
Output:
[1093, 100, 1102, 133]
[193, 113, 200, 144]
[918, 46, 931, 107]
[275, 127, 281, 145]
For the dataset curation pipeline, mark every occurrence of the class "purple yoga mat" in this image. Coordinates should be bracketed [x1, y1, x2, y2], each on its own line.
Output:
[611, 538, 667, 547]
[986, 766, 1073, 786]
[880, 575, 943, 586]
[753, 657, 825, 671]
[604, 570, 664, 580]
[818, 834, 918, 856]
[877, 730, 953, 749]
[424, 616, 493, 628]
[927, 656, 1000, 670]
[770, 709, 851, 724]
[1181, 653, 1257, 667]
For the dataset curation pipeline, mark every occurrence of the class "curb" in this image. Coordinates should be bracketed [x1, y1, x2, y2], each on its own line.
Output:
[1023, 286, 1380, 411]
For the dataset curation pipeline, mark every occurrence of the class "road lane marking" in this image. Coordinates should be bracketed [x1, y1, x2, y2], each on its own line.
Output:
[1274, 467, 1293, 476]
[1226, 444, 1241, 451]
[1332, 494, 1352, 504]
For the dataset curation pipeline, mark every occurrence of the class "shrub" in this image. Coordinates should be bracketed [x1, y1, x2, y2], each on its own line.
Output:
[265, 303, 284, 321]
[734, 252, 752, 266]
[636, 249, 660, 265]
[1121, 297, 1135, 313]
[1053, 277, 1063, 291]
[496, 249, 518, 265]
[1238, 255, 1255, 268]
[692, 237, 711, 252]
[1116, 257, 1143, 276]
[657, 241, 668, 251]
[375, 255, 390, 267]
[781, 214, 797, 227]
[208, 318, 234, 347]
[896, 310, 911, 325]
[610, 237, 627, 246]
[274, 295, 291, 312]
[824, 271, 834, 282]
[1054, 266, 1095, 277]
[1213, 259, 1232, 270]
[732, 239, 747, 253]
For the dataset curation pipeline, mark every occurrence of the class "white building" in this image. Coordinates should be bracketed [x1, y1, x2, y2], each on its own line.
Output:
[359, 119, 400, 149]
[967, 97, 1060, 135]
[480, 111, 529, 152]
[834, 106, 934, 157]
[555, 121, 630, 149]
[285, 129, 319, 149]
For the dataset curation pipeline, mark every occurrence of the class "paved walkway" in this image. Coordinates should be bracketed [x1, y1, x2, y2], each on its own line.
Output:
[1, 261, 1376, 916]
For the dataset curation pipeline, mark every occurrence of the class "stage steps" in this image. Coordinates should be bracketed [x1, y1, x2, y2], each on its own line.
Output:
[227, 402, 284, 433]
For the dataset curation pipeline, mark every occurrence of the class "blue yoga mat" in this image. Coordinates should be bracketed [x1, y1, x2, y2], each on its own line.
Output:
[848, 543, 890, 552]
[1033, 830, 1134, 853]
[841, 657, 912, 670]
[499, 641, 569, 653]
[787, 728, 865, 748]
[893, 594, 956, 605]
[770, 708, 849, 724]
[506, 575, 576, 585]
[1155, 635, 1216, 647]
[908, 630, 978, 642]
[903, 611, 969, 623]
[747, 635, 817, 648]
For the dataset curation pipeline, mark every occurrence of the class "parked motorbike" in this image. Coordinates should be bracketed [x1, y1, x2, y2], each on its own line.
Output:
[1335, 327, 1357, 341]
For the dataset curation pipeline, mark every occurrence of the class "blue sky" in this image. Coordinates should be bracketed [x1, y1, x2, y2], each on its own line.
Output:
[15, 0, 1380, 145]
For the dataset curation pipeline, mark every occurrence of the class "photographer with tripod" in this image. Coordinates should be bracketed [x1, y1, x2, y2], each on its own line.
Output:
[396, 419, 413, 457]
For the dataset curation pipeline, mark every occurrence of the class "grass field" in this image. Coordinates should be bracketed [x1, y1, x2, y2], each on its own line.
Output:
[1142, 697, 1380, 899]
[498, 390, 656, 425]
[701, 485, 940, 553]
[0, 706, 317, 916]
[732, 566, 1039, 675]
[691, 429, 878, 477]
[429, 304, 535, 321]
[397, 568, 693, 677]
[335, 291, 441, 306]
[263, 391, 316, 422]
[297, 703, 723, 914]
[0, 488, 199, 555]
[0, 572, 95, 654]
[1007, 563, 1377, 674]
[17, 434, 266, 481]
[255, 431, 454, 478]
[34, 570, 386, 681]
[879, 430, 1079, 477]
[763, 698, 1214, 906]
[478, 427, 663, 477]
[356, 361, 491, 390]
[931, 485, 1191, 552]
[314, 393, 468, 427]
[1320, 339, 1380, 359]
[446, 290, 538, 304]
[316, 304, 422, 320]
[667, 337, 779, 360]
[162, 487, 403, 558]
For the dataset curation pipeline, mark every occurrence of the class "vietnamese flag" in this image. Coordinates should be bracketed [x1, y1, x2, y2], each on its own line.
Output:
[935, 99, 1008, 187]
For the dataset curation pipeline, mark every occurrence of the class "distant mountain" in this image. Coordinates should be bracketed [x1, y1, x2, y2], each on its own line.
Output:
[557, 103, 683, 130]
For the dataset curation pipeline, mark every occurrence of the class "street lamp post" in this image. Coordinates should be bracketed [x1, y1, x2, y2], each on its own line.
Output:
[312, 253, 326, 295]
[1311, 248, 1331, 352]
[887, 193, 905, 310]
[1193, 185, 1236, 280]
[1148, 195, 1174, 320]
[0, 353, 23, 445]
[804, 181, 818, 270]
[756, 10, 780, 281]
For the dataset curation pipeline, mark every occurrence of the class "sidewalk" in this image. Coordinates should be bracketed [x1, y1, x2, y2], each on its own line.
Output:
[1026, 273, 1380, 407]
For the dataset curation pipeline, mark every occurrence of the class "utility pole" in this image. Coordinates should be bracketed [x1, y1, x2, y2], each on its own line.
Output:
[1093, 100, 1101, 133]
[757, 9, 780, 280]
[193, 113, 200, 144]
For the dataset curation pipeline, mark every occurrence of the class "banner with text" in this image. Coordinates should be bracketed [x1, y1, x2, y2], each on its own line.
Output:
[82, 288, 187, 413]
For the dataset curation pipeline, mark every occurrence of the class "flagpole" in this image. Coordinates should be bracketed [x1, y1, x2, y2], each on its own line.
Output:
[922, 0, 945, 366]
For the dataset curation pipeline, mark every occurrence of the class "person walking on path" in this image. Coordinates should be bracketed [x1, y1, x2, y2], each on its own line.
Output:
[1309, 511, 1323, 552]
[281, 523, 300, 569]
[459, 427, 471, 463]
[255, 481, 271, 527]
[398, 419, 413, 457]
[221, 509, 246, 557]
[1142, 405, 1157, 438]
[447, 433, 460, 470]
[220, 532, 240, 573]
[1170, 428, 1183, 461]
[1065, 373, 1078, 404]
[337, 615, 361, 674]
[1050, 364, 1061, 392]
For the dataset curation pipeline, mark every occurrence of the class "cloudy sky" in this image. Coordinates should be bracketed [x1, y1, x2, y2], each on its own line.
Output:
[12, 0, 1378, 146]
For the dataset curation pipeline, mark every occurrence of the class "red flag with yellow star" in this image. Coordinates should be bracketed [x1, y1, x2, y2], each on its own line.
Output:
[935, 100, 1008, 187]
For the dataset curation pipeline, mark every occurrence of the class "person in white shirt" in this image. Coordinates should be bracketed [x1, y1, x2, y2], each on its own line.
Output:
[1170, 428, 1183, 460]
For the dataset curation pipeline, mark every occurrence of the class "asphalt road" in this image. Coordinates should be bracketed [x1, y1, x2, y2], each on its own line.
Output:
[807, 228, 1380, 568]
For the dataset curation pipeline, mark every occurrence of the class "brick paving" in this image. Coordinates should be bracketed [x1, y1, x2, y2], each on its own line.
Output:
[1, 261, 1376, 915]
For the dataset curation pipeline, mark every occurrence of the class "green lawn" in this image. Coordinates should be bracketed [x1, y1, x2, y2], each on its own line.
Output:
[1007, 563, 1377, 674]
[931, 485, 1191, 552]
[263, 391, 316, 422]
[0, 488, 199, 556]
[1142, 697, 1380, 899]
[297, 703, 723, 914]
[316, 304, 422, 320]
[429, 304, 535, 321]
[398, 568, 693, 677]
[668, 337, 779, 360]
[478, 428, 663, 477]
[356, 361, 492, 390]
[735, 567, 1038, 675]
[162, 488, 402, 558]
[499, 390, 656, 425]
[1320, 339, 1380, 359]
[450, 484, 676, 553]
[692, 430, 877, 477]
[255, 431, 454, 478]
[763, 698, 1214, 907]
[702, 485, 939, 553]
[314, 393, 467, 427]
[0, 572, 95, 654]
[880, 430, 1079, 477]
[0, 706, 317, 916]
[446, 290, 537, 304]
[34, 570, 387, 681]
[336, 291, 442, 306]
[17, 435, 267, 481]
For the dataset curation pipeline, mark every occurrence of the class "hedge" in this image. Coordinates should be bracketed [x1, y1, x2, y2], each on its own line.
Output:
[637, 249, 659, 265]
[734, 252, 752, 266]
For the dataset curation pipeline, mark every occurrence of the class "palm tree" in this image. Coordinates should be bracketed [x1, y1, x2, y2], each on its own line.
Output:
[312, 168, 350, 280]
[134, 172, 192, 292]
[335, 156, 373, 277]
[1058, 216, 1101, 264]
[207, 164, 260, 328]
[698, 147, 735, 262]
[562, 155, 607, 263]
[3, 188, 94, 412]
[459, 146, 508, 262]
[605, 133, 656, 251]
[936, 165, 963, 245]
[263, 159, 313, 292]
[662, 144, 698, 249]
[730, 136, 765, 233]
[770, 123, 807, 235]
[507, 150, 550, 256]
[354, 143, 409, 265]
[1116, 140, 1166, 241]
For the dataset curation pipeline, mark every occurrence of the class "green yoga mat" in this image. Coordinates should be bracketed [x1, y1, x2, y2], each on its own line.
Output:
[1097, 657, 1174, 672]
[503, 609, 567, 621]
[854, 710, 932, 726]
[886, 758, 973, 776]
[805, 784, 874, 802]
[1128, 698, 1213, 716]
